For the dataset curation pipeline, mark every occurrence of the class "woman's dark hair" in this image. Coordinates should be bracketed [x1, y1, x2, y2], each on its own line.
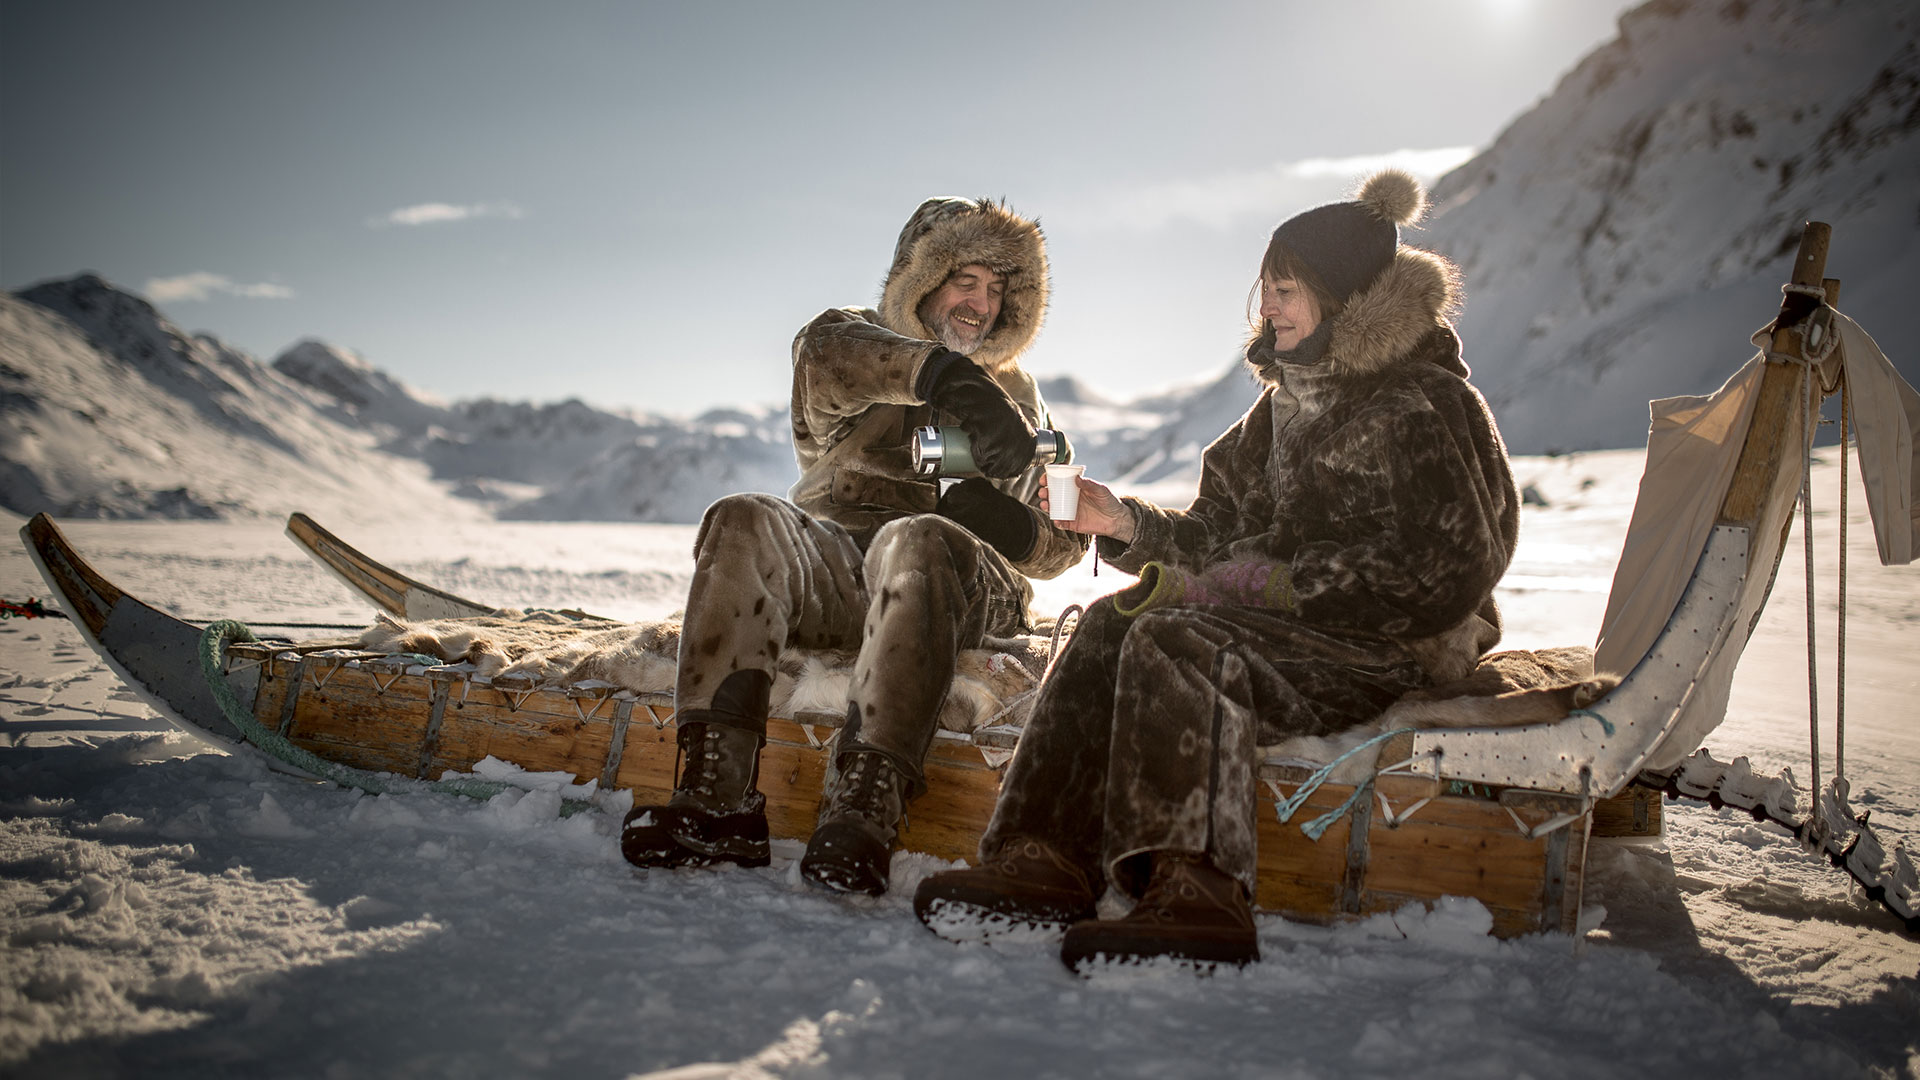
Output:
[1244, 239, 1344, 332]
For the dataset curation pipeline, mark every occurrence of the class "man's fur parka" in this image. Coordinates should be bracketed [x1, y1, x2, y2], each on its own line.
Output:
[787, 197, 1087, 577]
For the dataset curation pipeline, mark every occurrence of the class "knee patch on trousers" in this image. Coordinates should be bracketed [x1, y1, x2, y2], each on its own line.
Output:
[686, 668, 773, 737]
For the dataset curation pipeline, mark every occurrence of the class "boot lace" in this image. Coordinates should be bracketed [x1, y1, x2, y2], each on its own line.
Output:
[689, 728, 729, 797]
[831, 752, 901, 822]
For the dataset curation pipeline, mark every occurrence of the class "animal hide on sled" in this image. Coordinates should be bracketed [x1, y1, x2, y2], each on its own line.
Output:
[344, 612, 1053, 734]
[329, 612, 1615, 778]
[1269, 645, 1620, 783]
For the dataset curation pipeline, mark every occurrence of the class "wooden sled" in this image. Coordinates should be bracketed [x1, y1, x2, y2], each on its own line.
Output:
[25, 224, 1895, 937]
[25, 508, 1591, 935]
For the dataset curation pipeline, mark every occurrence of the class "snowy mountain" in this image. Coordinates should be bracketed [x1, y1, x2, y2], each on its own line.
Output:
[271, 338, 457, 437]
[0, 277, 484, 525]
[0, 275, 811, 523]
[494, 405, 796, 522]
[1420, 0, 1920, 453]
[1050, 363, 1264, 484]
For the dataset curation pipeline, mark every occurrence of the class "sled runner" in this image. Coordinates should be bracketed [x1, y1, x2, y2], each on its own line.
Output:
[23, 223, 1914, 936]
[286, 512, 495, 621]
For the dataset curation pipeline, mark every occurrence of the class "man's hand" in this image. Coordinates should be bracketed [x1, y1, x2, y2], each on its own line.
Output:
[936, 478, 1038, 562]
[916, 350, 1036, 479]
[1039, 473, 1135, 542]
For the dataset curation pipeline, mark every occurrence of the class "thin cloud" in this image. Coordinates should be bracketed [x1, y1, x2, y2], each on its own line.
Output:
[144, 272, 294, 302]
[371, 201, 525, 228]
[1064, 146, 1479, 233]
[1286, 146, 1481, 180]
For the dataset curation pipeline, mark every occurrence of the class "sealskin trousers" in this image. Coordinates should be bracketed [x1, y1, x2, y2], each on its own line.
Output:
[675, 493, 1030, 790]
[981, 595, 1425, 897]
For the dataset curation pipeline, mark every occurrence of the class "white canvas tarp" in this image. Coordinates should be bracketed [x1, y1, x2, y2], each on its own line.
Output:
[1836, 314, 1920, 567]
[1593, 312, 1917, 772]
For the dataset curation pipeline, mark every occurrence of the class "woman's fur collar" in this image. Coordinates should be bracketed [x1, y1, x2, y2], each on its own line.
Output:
[1247, 247, 1461, 387]
[878, 198, 1049, 375]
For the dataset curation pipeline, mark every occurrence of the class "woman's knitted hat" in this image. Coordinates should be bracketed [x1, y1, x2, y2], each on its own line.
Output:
[1269, 169, 1429, 303]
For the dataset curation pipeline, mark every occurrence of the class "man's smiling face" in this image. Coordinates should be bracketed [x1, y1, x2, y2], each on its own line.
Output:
[917, 263, 1005, 355]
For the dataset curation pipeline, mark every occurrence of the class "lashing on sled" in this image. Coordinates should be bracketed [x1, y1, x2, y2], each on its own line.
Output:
[22, 222, 1916, 937]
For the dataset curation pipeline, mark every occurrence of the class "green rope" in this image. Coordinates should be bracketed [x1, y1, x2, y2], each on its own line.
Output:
[197, 620, 596, 814]
[1566, 707, 1615, 736]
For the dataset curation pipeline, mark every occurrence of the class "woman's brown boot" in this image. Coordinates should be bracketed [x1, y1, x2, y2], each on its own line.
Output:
[912, 837, 1098, 943]
[1059, 851, 1257, 971]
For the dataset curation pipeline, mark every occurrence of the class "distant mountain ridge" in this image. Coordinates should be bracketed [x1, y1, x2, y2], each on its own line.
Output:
[1, 276, 469, 523]
[0, 274, 800, 523]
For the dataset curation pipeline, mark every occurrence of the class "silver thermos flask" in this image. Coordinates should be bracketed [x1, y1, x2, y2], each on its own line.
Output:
[912, 426, 1067, 477]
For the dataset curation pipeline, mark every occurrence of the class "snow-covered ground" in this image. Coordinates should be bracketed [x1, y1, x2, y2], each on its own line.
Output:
[2, 452, 1916, 1079]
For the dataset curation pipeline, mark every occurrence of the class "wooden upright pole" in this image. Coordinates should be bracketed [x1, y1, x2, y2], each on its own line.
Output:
[1720, 222, 1832, 528]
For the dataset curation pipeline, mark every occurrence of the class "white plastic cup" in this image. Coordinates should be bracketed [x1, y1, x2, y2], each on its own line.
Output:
[1045, 464, 1086, 522]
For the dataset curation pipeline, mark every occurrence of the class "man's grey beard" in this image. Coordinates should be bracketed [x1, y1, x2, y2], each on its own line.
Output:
[918, 297, 989, 355]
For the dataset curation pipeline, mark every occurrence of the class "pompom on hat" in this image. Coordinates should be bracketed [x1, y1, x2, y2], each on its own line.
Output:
[1268, 169, 1429, 304]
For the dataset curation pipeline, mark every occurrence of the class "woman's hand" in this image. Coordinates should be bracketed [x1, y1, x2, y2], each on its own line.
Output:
[1039, 474, 1135, 543]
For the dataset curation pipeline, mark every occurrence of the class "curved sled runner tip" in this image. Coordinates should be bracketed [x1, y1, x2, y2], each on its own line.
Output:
[20, 512, 267, 760]
[285, 512, 494, 620]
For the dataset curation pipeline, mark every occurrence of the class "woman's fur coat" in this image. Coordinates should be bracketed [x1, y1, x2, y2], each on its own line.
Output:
[986, 245, 1524, 896]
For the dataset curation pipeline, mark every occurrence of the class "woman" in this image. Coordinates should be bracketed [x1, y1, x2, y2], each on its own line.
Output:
[912, 170, 1519, 970]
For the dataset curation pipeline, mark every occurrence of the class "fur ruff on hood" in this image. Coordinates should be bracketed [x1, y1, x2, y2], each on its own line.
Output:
[877, 197, 1048, 374]
[1247, 246, 1463, 387]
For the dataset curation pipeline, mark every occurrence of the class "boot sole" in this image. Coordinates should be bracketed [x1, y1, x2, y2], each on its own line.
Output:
[664, 808, 771, 867]
[914, 895, 1084, 945]
[625, 808, 769, 869]
[621, 811, 702, 869]
[912, 874, 1094, 944]
[799, 822, 891, 896]
[1061, 929, 1259, 972]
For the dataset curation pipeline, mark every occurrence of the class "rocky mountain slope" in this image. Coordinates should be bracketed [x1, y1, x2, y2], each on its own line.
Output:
[0, 278, 482, 524]
[1420, 0, 1919, 452]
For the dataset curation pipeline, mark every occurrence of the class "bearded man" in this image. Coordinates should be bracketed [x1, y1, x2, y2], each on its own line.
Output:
[621, 196, 1087, 896]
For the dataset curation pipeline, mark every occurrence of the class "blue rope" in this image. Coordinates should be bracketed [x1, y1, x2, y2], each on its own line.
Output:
[1272, 726, 1416, 835]
[197, 620, 595, 814]
[1301, 782, 1375, 841]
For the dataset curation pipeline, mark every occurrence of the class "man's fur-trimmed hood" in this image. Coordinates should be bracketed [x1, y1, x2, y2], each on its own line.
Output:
[878, 197, 1049, 374]
[1247, 246, 1463, 387]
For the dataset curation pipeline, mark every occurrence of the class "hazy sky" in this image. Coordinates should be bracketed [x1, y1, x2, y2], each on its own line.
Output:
[2, 0, 1639, 416]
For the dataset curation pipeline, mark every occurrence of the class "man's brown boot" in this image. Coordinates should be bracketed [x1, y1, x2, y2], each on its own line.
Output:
[1059, 851, 1258, 971]
[913, 837, 1098, 943]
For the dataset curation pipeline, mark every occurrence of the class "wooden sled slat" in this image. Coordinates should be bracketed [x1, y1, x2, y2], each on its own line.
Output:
[1253, 772, 1588, 936]
[242, 650, 1005, 865]
[241, 645, 1584, 929]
